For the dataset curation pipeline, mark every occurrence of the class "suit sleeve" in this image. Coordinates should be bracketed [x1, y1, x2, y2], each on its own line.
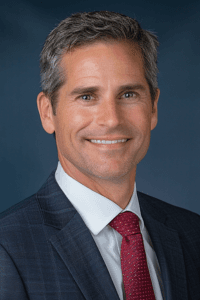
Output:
[0, 244, 29, 300]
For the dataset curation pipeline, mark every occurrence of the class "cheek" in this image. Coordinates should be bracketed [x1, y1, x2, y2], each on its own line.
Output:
[128, 107, 151, 132]
[71, 107, 94, 131]
[58, 107, 93, 137]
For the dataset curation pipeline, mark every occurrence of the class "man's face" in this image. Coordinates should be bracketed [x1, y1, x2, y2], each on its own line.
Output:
[44, 41, 159, 182]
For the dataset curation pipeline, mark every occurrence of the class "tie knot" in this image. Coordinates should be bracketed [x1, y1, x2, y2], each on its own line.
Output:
[109, 211, 140, 237]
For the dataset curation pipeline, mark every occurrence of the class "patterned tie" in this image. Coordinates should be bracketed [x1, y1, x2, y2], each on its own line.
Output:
[109, 211, 156, 300]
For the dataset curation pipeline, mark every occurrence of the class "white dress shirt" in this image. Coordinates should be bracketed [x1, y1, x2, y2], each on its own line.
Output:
[55, 161, 164, 300]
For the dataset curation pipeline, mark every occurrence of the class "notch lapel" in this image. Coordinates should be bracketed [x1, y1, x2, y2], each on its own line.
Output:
[138, 192, 188, 300]
[49, 212, 120, 300]
[37, 170, 120, 300]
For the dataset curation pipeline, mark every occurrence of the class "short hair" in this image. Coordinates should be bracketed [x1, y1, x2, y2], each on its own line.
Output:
[40, 11, 159, 115]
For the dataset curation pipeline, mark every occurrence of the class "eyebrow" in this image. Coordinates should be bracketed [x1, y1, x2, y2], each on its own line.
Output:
[116, 84, 146, 94]
[70, 86, 99, 96]
[69, 84, 146, 96]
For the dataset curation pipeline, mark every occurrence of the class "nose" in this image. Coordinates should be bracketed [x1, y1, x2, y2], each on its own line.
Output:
[96, 97, 123, 128]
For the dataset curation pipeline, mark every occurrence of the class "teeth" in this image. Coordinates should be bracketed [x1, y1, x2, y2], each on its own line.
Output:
[90, 139, 128, 144]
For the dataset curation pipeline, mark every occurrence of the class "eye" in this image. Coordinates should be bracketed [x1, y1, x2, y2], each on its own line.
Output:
[122, 92, 136, 98]
[80, 94, 93, 101]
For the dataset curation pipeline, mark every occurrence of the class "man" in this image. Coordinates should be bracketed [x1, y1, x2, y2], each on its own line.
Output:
[0, 11, 200, 300]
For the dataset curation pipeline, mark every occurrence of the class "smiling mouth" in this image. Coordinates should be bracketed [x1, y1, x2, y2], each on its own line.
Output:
[87, 139, 130, 144]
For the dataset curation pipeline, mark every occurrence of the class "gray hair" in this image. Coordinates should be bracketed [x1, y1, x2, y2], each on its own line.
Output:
[40, 11, 159, 115]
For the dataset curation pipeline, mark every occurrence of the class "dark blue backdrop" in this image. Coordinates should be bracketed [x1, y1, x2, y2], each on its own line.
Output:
[1, 0, 200, 213]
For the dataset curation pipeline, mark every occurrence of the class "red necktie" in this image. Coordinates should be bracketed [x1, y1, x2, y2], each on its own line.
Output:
[109, 211, 156, 300]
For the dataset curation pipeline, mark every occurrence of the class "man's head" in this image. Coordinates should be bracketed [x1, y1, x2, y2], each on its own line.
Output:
[37, 11, 160, 187]
[39, 11, 159, 115]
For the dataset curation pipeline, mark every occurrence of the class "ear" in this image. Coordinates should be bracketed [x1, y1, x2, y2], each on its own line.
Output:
[37, 92, 55, 134]
[151, 88, 160, 130]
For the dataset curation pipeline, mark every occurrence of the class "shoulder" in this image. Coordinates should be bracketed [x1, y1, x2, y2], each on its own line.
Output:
[0, 194, 35, 218]
[0, 194, 42, 240]
[138, 191, 200, 231]
[0, 169, 56, 228]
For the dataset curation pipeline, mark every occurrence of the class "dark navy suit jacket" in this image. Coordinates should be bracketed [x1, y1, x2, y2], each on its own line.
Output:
[0, 169, 200, 299]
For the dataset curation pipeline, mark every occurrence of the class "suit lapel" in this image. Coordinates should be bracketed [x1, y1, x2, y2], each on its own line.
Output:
[37, 170, 120, 300]
[49, 212, 120, 300]
[138, 192, 188, 300]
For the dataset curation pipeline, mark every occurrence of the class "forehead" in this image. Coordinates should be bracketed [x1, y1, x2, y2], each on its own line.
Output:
[60, 41, 145, 86]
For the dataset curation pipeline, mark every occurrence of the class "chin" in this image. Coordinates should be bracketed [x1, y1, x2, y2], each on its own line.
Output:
[86, 164, 134, 181]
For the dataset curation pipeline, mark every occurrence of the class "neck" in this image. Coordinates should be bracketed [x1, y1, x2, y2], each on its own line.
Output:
[59, 156, 136, 209]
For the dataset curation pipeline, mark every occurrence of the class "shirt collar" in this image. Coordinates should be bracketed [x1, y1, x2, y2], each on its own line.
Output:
[55, 161, 144, 235]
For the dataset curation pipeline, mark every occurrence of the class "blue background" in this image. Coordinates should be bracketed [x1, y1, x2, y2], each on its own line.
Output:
[1, 0, 200, 213]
